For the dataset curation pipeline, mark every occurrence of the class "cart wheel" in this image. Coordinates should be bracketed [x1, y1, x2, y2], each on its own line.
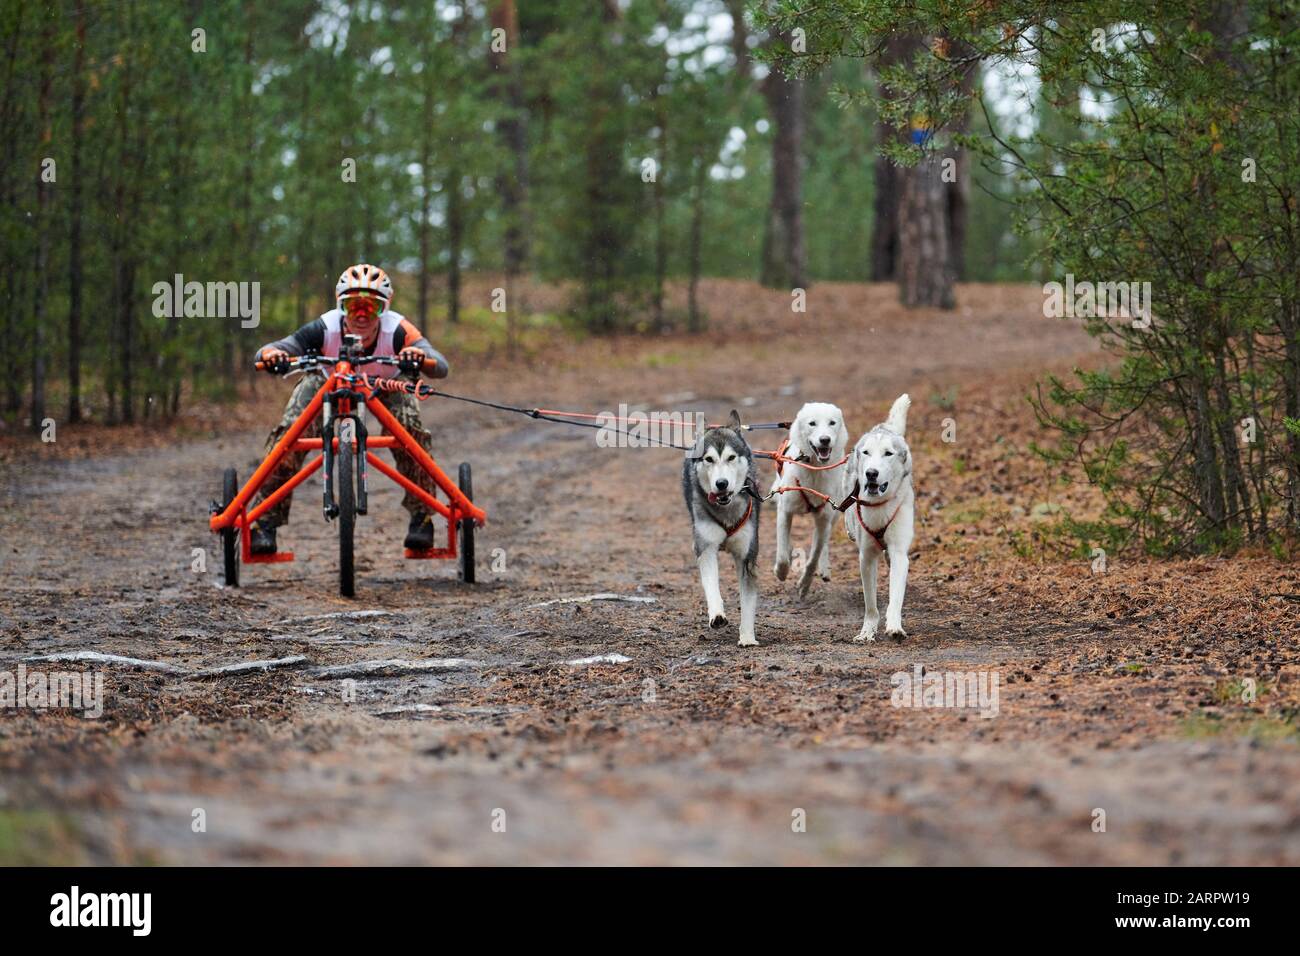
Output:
[337, 438, 356, 598]
[221, 467, 240, 587]
[458, 462, 475, 584]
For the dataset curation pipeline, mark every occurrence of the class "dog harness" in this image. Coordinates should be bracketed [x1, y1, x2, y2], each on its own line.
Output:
[793, 478, 824, 513]
[706, 495, 753, 538]
[773, 437, 825, 513]
[854, 492, 908, 552]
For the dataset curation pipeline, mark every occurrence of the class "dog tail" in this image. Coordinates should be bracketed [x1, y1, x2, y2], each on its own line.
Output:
[886, 393, 911, 436]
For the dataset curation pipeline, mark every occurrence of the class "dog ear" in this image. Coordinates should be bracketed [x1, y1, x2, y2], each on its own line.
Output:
[728, 409, 743, 432]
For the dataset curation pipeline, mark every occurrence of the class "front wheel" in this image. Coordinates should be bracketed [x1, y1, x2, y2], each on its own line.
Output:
[337, 436, 356, 597]
[458, 462, 475, 584]
[221, 468, 239, 587]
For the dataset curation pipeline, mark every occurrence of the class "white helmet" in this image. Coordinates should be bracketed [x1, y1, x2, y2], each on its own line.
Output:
[335, 263, 393, 309]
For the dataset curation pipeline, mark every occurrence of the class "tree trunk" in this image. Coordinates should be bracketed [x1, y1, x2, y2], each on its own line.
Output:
[760, 31, 806, 290]
[219, 12, 236, 391]
[870, 154, 898, 280]
[295, 55, 313, 326]
[444, 7, 469, 327]
[1280, 307, 1300, 530]
[67, 1, 87, 423]
[31, 13, 54, 432]
[416, 18, 435, 327]
[579, 1, 624, 332]
[112, 0, 144, 423]
[897, 154, 955, 309]
[724, 0, 750, 84]
[687, 152, 706, 333]
[447, 168, 464, 325]
[0, 2, 26, 414]
[240, 4, 257, 390]
[870, 35, 913, 282]
[873, 32, 963, 302]
[651, 116, 668, 329]
[1192, 377, 1226, 531]
[489, 0, 529, 349]
[945, 146, 969, 282]
[120, 260, 136, 423]
[944, 37, 975, 282]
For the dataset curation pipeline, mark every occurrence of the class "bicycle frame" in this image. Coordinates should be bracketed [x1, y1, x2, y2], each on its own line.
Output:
[208, 356, 486, 564]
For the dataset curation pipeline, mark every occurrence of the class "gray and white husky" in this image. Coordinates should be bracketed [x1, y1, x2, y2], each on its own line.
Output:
[682, 411, 762, 647]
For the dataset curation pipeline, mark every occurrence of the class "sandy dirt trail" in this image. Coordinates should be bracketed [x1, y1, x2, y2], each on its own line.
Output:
[2, 281, 1298, 865]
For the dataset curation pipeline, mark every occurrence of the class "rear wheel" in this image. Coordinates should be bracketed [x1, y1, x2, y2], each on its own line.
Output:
[221, 468, 239, 587]
[337, 437, 356, 598]
[458, 462, 475, 584]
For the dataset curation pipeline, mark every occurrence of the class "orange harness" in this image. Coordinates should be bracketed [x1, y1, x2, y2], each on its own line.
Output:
[774, 437, 826, 512]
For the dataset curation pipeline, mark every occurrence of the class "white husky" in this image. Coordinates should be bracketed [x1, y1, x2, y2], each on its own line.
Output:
[770, 402, 849, 597]
[843, 394, 914, 642]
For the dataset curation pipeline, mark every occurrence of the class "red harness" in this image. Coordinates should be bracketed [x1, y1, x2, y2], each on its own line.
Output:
[721, 496, 754, 538]
[774, 437, 825, 513]
[854, 493, 907, 551]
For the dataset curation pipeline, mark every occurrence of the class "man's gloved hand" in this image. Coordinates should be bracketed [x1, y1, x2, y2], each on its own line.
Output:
[260, 348, 291, 374]
[397, 347, 426, 374]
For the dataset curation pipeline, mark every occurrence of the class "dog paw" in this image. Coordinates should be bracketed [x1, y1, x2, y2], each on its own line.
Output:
[796, 573, 814, 598]
[820, 572, 831, 582]
[773, 561, 790, 581]
[854, 618, 879, 643]
[737, 634, 759, 647]
[710, 614, 729, 629]
[885, 626, 907, 641]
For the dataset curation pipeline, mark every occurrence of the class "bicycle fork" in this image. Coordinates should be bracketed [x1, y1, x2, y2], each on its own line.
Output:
[320, 393, 369, 519]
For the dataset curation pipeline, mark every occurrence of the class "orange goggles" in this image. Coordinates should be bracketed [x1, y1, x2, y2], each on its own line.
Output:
[341, 293, 383, 318]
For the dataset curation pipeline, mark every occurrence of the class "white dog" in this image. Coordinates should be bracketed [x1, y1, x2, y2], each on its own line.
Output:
[770, 402, 849, 597]
[843, 394, 914, 641]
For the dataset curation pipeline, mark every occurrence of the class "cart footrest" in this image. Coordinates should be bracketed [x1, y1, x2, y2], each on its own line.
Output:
[245, 551, 296, 564]
[404, 547, 455, 560]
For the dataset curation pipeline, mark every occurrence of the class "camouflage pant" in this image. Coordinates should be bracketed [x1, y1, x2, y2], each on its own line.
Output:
[252, 372, 438, 528]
